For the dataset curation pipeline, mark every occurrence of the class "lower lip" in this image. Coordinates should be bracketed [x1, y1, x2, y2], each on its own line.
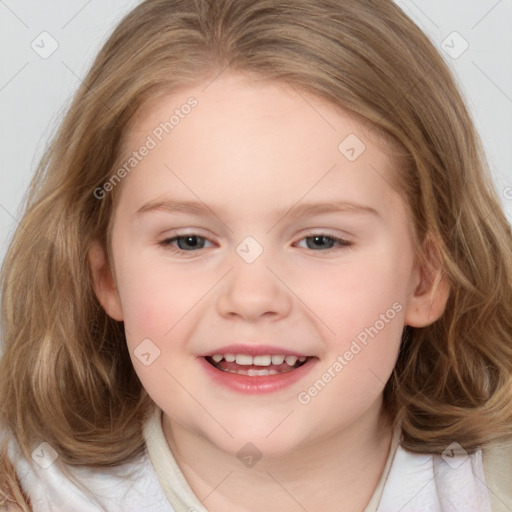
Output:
[198, 356, 317, 394]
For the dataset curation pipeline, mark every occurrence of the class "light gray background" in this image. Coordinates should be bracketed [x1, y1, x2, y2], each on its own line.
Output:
[1, 0, 511, 268]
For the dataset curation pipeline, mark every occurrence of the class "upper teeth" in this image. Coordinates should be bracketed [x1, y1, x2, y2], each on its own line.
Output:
[210, 354, 307, 366]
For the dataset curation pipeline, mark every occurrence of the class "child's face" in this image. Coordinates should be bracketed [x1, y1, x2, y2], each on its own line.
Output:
[92, 73, 440, 457]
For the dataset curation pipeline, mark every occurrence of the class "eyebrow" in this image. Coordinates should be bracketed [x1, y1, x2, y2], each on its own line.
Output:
[136, 198, 379, 221]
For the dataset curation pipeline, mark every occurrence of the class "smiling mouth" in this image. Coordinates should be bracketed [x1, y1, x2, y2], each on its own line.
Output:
[204, 353, 312, 376]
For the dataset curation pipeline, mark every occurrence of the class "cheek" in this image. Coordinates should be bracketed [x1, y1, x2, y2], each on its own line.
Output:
[115, 255, 211, 344]
[295, 246, 410, 344]
[295, 264, 406, 426]
[113, 257, 203, 405]
[291, 243, 410, 409]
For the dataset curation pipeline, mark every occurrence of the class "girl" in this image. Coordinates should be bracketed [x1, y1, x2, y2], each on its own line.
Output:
[1, 0, 512, 510]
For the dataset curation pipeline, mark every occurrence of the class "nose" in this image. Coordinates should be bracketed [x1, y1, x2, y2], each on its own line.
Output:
[216, 259, 293, 323]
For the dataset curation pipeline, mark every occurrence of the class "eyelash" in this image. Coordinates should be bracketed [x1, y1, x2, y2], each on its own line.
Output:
[158, 232, 353, 255]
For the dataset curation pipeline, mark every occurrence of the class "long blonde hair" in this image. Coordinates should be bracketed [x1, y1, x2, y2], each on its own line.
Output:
[2, 0, 512, 507]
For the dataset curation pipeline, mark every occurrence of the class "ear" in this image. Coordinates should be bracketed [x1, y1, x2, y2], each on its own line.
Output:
[88, 239, 124, 321]
[404, 234, 450, 328]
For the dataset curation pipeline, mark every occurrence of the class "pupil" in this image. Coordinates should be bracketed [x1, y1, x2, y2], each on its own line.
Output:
[309, 236, 333, 249]
[179, 236, 203, 250]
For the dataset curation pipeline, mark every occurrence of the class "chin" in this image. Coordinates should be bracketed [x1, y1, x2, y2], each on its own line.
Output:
[203, 419, 307, 460]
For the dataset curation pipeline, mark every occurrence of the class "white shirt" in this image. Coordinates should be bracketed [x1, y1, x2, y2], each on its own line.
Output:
[8, 405, 508, 511]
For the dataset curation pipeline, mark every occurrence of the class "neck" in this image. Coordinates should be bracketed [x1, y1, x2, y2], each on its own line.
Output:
[162, 400, 393, 512]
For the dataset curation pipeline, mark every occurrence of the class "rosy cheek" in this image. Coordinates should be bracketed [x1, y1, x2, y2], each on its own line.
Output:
[117, 286, 161, 343]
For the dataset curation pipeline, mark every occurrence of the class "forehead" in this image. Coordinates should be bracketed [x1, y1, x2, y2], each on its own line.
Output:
[123, 72, 395, 157]
[114, 72, 403, 215]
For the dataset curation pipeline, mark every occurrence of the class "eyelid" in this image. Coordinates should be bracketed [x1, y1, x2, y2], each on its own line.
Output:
[298, 228, 353, 241]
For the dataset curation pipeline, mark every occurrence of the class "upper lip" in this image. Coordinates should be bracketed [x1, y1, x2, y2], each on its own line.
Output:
[201, 344, 312, 358]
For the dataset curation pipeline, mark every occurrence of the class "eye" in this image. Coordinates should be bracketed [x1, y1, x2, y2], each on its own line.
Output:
[158, 232, 353, 255]
[159, 234, 213, 252]
[295, 233, 353, 253]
